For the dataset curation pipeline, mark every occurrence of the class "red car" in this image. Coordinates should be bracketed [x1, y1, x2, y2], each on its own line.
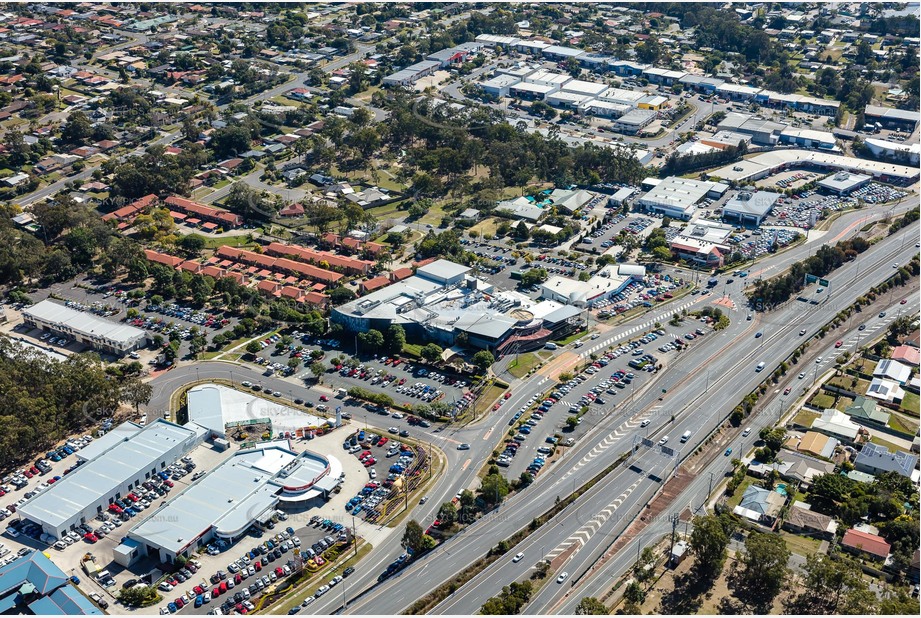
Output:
[84, 533, 98, 543]
[834, 341, 843, 348]
[319, 395, 329, 402]
[254, 561, 262, 572]
[219, 581, 228, 594]
[212, 587, 220, 598]
[234, 573, 242, 584]
[377, 437, 388, 447]
[900, 299, 908, 305]
[193, 585, 204, 595]
[784, 387, 792, 395]
[163, 479, 174, 488]
[363, 458, 376, 467]
[275, 567, 284, 577]
[504, 392, 512, 399]
[23, 470, 33, 479]
[175, 598, 184, 609]
[29, 466, 40, 476]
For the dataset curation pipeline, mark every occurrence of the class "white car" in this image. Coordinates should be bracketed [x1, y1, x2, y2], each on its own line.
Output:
[512, 552, 524, 563]
[557, 572, 569, 583]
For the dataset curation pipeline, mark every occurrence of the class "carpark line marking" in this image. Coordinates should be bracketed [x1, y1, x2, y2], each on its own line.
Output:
[461, 458, 471, 471]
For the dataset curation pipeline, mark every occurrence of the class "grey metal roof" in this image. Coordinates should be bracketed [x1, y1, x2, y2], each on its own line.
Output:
[722, 190, 780, 218]
[23, 300, 146, 346]
[416, 259, 471, 283]
[129, 443, 331, 553]
[18, 420, 204, 528]
[75, 422, 142, 463]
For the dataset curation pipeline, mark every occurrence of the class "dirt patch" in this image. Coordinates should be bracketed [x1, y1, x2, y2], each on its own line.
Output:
[639, 549, 786, 615]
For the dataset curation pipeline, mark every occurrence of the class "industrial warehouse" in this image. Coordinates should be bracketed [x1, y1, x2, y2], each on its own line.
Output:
[16, 420, 207, 540]
[21, 299, 148, 357]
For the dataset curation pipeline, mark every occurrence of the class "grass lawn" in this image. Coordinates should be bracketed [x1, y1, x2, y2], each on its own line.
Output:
[869, 434, 905, 452]
[887, 412, 918, 435]
[780, 530, 823, 557]
[202, 234, 255, 250]
[366, 202, 406, 220]
[834, 396, 855, 412]
[554, 329, 587, 346]
[792, 409, 820, 427]
[507, 352, 542, 379]
[473, 383, 507, 418]
[899, 391, 920, 417]
[418, 202, 448, 227]
[469, 217, 500, 238]
[402, 342, 422, 359]
[727, 477, 756, 509]
[809, 393, 835, 409]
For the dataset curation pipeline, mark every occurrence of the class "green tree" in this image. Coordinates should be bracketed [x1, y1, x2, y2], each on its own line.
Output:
[121, 376, 153, 413]
[420, 343, 444, 363]
[689, 514, 730, 580]
[734, 532, 790, 610]
[785, 554, 875, 614]
[245, 341, 262, 354]
[401, 519, 425, 554]
[384, 324, 406, 355]
[328, 287, 356, 305]
[178, 233, 206, 257]
[309, 361, 325, 381]
[436, 501, 458, 528]
[357, 329, 384, 351]
[478, 472, 510, 507]
[472, 350, 495, 373]
[575, 597, 609, 615]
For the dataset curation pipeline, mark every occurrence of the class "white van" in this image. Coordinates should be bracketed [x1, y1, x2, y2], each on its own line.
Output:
[755, 362, 765, 372]
[336, 388, 348, 398]
[680, 430, 692, 443]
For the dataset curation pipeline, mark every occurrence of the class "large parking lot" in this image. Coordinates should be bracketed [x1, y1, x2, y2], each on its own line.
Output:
[765, 182, 907, 230]
[496, 316, 717, 480]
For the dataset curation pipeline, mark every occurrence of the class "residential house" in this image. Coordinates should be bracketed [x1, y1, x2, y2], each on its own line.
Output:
[810, 409, 862, 442]
[782, 504, 838, 540]
[854, 442, 917, 478]
[732, 484, 786, 525]
[866, 378, 906, 404]
[873, 359, 912, 384]
[797, 431, 837, 458]
[841, 528, 890, 561]
[891, 345, 920, 366]
[844, 396, 890, 428]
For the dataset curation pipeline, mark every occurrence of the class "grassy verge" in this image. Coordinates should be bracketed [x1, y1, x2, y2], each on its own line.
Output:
[401, 342, 422, 358]
[554, 329, 587, 346]
[472, 383, 508, 417]
[268, 541, 373, 615]
[405, 450, 632, 614]
[507, 352, 542, 379]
